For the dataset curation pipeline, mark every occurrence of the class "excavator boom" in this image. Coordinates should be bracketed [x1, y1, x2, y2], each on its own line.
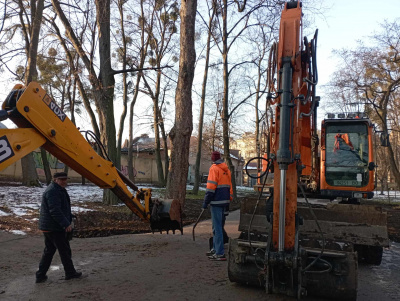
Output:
[0, 82, 182, 234]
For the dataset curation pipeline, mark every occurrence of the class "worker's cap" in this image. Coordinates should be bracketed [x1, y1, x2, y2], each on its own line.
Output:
[53, 172, 70, 179]
[211, 151, 221, 162]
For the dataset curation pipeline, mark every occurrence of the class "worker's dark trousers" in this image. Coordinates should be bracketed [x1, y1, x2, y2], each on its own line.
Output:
[36, 231, 76, 278]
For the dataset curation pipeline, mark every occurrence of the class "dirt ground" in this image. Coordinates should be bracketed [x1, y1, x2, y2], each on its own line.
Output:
[1, 199, 400, 301]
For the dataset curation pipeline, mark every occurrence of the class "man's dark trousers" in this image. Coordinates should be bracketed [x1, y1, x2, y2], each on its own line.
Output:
[36, 231, 76, 278]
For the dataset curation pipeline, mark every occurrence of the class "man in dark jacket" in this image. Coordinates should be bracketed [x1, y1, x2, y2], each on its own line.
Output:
[35, 172, 83, 283]
[202, 151, 233, 261]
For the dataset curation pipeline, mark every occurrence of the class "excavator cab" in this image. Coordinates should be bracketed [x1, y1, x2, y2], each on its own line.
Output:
[321, 117, 375, 199]
[0, 82, 182, 234]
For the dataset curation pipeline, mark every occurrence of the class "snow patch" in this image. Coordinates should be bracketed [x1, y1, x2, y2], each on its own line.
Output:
[0, 209, 10, 216]
[71, 206, 93, 213]
[12, 208, 31, 216]
[9, 230, 26, 236]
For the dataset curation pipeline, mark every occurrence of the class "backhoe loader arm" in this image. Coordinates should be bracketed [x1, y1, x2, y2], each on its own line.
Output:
[0, 82, 182, 233]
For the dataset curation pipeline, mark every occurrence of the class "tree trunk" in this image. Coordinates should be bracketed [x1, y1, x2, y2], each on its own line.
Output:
[387, 145, 400, 189]
[153, 102, 165, 186]
[166, 0, 197, 206]
[128, 0, 148, 181]
[193, 3, 215, 195]
[40, 147, 52, 185]
[116, 0, 128, 170]
[24, 0, 44, 84]
[159, 115, 169, 184]
[21, 154, 41, 186]
[20, 0, 45, 187]
[152, 71, 165, 186]
[95, 0, 118, 205]
[221, 0, 237, 199]
[128, 76, 141, 181]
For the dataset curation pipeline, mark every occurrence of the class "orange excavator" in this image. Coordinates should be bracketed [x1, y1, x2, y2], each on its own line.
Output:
[0, 82, 182, 234]
[229, 1, 388, 300]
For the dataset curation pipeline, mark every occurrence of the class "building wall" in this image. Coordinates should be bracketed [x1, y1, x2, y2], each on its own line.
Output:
[0, 149, 163, 184]
[120, 151, 163, 184]
[232, 132, 257, 162]
[0, 150, 82, 182]
[187, 152, 213, 184]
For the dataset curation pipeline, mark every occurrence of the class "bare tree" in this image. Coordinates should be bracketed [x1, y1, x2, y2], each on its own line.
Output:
[115, 0, 130, 169]
[166, 0, 197, 206]
[127, 0, 153, 181]
[192, 0, 217, 194]
[49, 18, 101, 139]
[245, 11, 278, 161]
[51, 0, 119, 203]
[20, 0, 45, 187]
[140, 0, 179, 186]
[210, 0, 280, 198]
[326, 20, 400, 188]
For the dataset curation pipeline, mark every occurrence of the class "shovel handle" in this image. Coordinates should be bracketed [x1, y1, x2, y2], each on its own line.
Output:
[192, 208, 205, 241]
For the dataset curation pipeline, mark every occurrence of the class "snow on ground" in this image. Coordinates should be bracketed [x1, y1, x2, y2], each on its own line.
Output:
[0, 209, 9, 216]
[374, 190, 400, 203]
[1, 183, 400, 212]
[0, 184, 105, 217]
[9, 230, 27, 235]
[0, 181, 399, 236]
[0, 182, 399, 222]
[0, 183, 206, 219]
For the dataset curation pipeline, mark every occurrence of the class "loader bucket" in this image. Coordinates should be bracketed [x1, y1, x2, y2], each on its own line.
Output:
[150, 198, 183, 234]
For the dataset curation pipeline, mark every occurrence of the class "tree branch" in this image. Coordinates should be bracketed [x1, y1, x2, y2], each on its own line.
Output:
[111, 65, 173, 75]
[228, 59, 254, 76]
[229, 89, 268, 118]
[233, 0, 247, 12]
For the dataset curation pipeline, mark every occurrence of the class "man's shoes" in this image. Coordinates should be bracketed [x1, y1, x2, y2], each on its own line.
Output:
[206, 249, 216, 256]
[65, 271, 83, 280]
[35, 275, 48, 283]
[208, 254, 227, 261]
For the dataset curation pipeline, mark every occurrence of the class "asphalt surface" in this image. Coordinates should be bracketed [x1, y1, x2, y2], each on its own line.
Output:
[0, 210, 399, 301]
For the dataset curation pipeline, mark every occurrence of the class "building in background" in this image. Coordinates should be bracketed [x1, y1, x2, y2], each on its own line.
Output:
[0, 134, 245, 186]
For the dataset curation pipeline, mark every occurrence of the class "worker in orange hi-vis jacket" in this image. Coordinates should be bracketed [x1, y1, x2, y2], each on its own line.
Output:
[202, 151, 233, 261]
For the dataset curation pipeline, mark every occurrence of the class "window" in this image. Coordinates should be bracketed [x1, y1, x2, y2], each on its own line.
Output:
[325, 122, 369, 187]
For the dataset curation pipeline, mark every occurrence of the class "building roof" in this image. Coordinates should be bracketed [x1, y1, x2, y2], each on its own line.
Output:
[121, 134, 165, 153]
[121, 135, 244, 162]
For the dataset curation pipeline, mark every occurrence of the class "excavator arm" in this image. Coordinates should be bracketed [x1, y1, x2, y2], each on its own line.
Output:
[0, 82, 182, 234]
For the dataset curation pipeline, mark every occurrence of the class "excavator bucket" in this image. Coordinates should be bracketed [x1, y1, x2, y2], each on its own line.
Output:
[150, 198, 183, 234]
[239, 198, 388, 263]
[113, 171, 183, 234]
[298, 203, 389, 264]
